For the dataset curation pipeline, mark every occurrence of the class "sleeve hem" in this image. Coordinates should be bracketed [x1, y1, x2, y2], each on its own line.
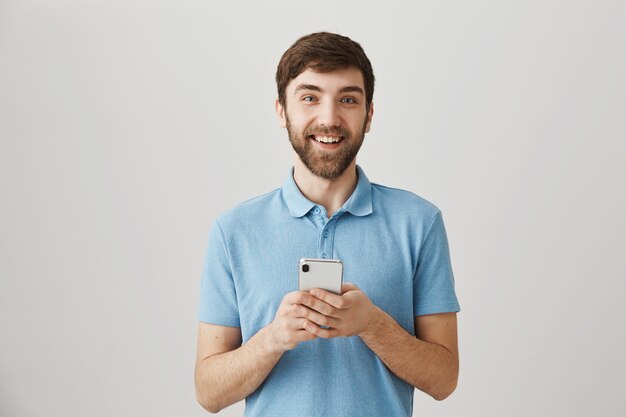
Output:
[414, 302, 460, 316]
[198, 312, 240, 327]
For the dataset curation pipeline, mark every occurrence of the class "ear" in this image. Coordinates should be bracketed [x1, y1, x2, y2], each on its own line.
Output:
[364, 102, 374, 133]
[275, 98, 287, 128]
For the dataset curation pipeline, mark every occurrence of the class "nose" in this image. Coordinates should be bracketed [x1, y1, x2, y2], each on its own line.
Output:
[317, 100, 341, 128]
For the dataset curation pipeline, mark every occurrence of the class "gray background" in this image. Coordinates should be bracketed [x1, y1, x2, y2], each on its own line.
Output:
[1, 1, 625, 416]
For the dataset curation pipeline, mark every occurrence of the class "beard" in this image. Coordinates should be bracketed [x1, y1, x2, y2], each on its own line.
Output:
[286, 115, 367, 180]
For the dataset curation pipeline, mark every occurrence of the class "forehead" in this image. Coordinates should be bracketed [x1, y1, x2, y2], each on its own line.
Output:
[286, 67, 365, 93]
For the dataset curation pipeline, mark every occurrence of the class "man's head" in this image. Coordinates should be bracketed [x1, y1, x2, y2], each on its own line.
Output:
[275, 32, 375, 179]
[276, 32, 375, 114]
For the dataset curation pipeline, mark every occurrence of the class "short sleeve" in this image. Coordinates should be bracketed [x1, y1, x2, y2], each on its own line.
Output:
[413, 211, 461, 316]
[197, 220, 240, 327]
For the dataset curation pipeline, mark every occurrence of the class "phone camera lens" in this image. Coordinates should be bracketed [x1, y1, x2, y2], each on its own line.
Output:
[302, 264, 309, 272]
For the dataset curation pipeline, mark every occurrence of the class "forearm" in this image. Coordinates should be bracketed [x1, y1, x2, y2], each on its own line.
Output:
[359, 307, 458, 400]
[195, 325, 283, 413]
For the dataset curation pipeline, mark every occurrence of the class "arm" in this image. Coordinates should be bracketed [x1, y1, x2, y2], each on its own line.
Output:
[300, 285, 459, 401]
[194, 323, 282, 413]
[194, 291, 318, 413]
[359, 310, 459, 400]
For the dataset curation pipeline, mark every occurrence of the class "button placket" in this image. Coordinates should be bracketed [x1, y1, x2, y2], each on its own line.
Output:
[320, 220, 335, 260]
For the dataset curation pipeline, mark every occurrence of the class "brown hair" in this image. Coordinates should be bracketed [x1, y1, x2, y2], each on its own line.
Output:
[276, 32, 375, 112]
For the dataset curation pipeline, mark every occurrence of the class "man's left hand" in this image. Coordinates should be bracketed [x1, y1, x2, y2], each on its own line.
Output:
[299, 283, 378, 338]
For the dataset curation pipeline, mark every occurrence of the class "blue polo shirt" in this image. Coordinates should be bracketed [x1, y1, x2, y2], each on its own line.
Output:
[198, 165, 460, 417]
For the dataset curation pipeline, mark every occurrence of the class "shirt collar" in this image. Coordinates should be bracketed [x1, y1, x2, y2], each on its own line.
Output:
[282, 165, 373, 218]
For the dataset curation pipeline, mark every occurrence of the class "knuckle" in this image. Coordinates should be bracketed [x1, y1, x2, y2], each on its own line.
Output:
[288, 291, 303, 303]
[319, 329, 332, 339]
[276, 308, 287, 320]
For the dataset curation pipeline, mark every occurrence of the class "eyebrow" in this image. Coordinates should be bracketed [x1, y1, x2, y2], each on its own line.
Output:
[294, 84, 321, 94]
[339, 86, 364, 95]
[293, 84, 365, 96]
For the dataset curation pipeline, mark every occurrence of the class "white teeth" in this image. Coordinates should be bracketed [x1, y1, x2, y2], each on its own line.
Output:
[314, 136, 341, 143]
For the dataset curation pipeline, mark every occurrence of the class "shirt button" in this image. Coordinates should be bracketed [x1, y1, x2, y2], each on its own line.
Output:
[323, 231, 329, 238]
[314, 207, 320, 214]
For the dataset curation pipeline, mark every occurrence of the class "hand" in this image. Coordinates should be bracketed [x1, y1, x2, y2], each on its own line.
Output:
[299, 283, 377, 338]
[266, 291, 319, 353]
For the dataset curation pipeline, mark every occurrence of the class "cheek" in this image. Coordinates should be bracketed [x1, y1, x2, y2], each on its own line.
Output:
[287, 111, 314, 130]
[348, 114, 367, 132]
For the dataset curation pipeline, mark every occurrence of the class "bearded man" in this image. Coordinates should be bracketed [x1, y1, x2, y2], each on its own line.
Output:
[195, 32, 460, 417]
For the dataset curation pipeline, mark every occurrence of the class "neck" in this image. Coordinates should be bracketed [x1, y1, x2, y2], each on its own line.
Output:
[292, 155, 358, 218]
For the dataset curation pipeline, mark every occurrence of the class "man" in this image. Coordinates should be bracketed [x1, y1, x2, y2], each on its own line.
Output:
[195, 32, 460, 416]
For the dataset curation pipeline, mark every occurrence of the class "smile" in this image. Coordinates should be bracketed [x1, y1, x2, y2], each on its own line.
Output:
[310, 135, 344, 144]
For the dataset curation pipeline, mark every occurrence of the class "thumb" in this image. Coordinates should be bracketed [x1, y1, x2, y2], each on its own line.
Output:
[341, 282, 360, 294]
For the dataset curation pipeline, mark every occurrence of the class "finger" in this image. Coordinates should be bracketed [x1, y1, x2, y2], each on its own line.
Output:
[286, 290, 328, 310]
[340, 282, 360, 294]
[303, 321, 340, 339]
[285, 314, 314, 331]
[299, 294, 339, 317]
[295, 328, 317, 342]
[295, 304, 338, 328]
[309, 287, 347, 309]
[284, 290, 309, 305]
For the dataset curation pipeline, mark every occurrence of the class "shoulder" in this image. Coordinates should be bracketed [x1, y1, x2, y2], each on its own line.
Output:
[370, 182, 441, 220]
[214, 188, 283, 232]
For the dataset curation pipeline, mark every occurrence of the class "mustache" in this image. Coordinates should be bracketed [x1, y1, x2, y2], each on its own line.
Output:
[304, 126, 350, 138]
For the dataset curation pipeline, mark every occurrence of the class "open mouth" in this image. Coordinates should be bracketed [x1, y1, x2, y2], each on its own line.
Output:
[308, 135, 345, 146]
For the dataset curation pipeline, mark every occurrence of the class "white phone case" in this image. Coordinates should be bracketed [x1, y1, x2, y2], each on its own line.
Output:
[298, 258, 343, 295]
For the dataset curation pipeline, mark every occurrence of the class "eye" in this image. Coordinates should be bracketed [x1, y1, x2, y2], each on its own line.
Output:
[302, 96, 316, 102]
[340, 97, 357, 104]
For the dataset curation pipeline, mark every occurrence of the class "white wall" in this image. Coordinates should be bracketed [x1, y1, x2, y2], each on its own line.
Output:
[1, 1, 625, 416]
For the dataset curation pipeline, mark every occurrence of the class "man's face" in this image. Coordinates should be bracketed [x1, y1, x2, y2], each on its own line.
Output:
[276, 67, 373, 179]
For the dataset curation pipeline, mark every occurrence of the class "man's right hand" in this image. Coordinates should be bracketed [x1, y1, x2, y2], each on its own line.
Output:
[267, 291, 318, 353]
[195, 291, 316, 413]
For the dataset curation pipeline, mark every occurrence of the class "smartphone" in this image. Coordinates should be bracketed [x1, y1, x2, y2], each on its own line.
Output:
[298, 258, 343, 295]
